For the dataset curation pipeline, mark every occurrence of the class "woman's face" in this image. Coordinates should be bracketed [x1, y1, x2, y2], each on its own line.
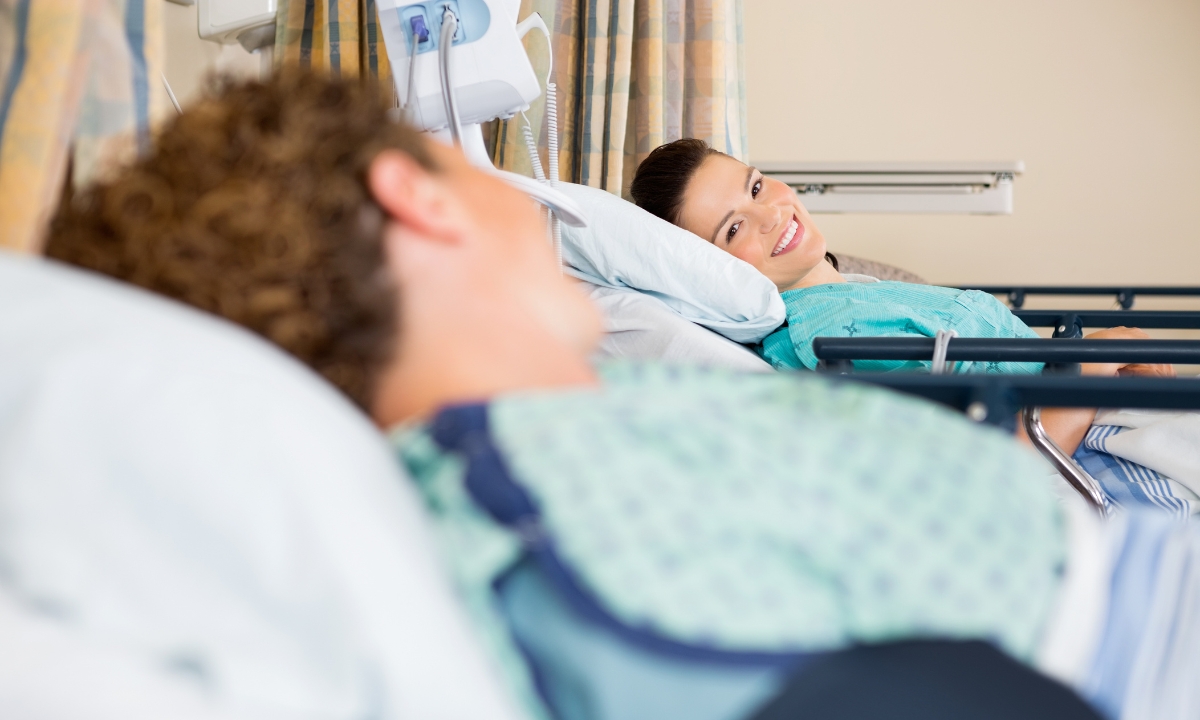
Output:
[676, 153, 828, 291]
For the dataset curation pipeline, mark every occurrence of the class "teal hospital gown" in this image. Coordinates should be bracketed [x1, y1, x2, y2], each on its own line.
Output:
[759, 280, 1044, 374]
[393, 364, 1064, 720]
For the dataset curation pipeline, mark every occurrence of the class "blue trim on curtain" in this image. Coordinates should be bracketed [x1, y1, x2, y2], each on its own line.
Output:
[599, 2, 620, 190]
[579, 0, 600, 184]
[300, 0, 316, 68]
[328, 0, 341, 76]
[0, 0, 33, 145]
[365, 0, 380, 77]
[124, 0, 151, 156]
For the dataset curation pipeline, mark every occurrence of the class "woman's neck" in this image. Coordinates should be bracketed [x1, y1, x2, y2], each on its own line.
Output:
[782, 258, 845, 292]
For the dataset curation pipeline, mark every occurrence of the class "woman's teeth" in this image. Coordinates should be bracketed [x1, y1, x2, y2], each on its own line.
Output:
[772, 218, 799, 257]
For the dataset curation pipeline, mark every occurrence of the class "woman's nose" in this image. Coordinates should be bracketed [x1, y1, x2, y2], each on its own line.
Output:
[759, 206, 782, 234]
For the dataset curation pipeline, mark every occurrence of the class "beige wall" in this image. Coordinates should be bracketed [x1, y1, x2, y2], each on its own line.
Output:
[744, 0, 1200, 288]
[162, 2, 262, 109]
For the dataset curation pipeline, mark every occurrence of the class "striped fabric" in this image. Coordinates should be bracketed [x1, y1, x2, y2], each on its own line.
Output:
[0, 0, 165, 253]
[275, 0, 392, 88]
[488, 0, 747, 197]
[1074, 424, 1199, 518]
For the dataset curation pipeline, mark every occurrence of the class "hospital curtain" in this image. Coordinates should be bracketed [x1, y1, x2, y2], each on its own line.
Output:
[488, 0, 748, 198]
[274, 0, 392, 89]
[0, 0, 167, 253]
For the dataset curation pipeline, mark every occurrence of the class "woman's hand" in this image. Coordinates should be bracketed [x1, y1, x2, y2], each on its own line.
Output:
[1081, 326, 1177, 378]
[1020, 326, 1175, 457]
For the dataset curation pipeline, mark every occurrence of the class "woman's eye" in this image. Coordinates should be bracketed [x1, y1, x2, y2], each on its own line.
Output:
[727, 222, 741, 241]
[751, 180, 762, 198]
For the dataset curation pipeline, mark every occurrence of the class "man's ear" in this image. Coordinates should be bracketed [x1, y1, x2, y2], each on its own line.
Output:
[368, 150, 467, 244]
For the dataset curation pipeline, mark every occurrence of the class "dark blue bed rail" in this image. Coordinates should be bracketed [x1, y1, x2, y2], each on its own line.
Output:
[960, 285, 1200, 310]
[1013, 310, 1200, 338]
[841, 373, 1200, 422]
[813, 337, 1200, 366]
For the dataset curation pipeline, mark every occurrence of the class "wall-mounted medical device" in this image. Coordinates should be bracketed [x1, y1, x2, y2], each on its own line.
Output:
[377, 0, 541, 133]
[376, 0, 585, 233]
[197, 0, 277, 51]
[756, 161, 1024, 215]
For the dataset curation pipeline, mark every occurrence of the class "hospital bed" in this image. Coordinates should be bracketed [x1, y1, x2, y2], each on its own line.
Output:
[550, 179, 1200, 517]
[962, 284, 1200, 311]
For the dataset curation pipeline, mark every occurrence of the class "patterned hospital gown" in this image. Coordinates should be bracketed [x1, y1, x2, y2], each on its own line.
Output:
[393, 364, 1065, 720]
[759, 281, 1044, 374]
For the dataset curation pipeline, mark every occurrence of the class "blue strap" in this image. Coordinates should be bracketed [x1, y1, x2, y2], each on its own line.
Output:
[430, 403, 813, 669]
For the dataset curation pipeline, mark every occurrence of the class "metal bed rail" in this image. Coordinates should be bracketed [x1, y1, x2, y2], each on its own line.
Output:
[813, 337, 1200, 367]
[840, 373, 1200, 512]
[1011, 310, 1200, 338]
[959, 285, 1200, 310]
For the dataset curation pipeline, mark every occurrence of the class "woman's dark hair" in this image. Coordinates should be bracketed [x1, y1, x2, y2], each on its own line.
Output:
[629, 138, 837, 271]
[628, 138, 717, 225]
[46, 71, 436, 410]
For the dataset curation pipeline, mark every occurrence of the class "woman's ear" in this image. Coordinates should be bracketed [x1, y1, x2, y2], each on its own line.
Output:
[367, 150, 468, 245]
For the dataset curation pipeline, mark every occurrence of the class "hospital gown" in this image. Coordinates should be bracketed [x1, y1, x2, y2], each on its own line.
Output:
[393, 364, 1065, 720]
[758, 279, 1043, 374]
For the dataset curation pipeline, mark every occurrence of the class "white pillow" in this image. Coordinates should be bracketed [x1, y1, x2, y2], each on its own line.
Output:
[557, 183, 786, 343]
[583, 283, 772, 372]
[0, 252, 522, 720]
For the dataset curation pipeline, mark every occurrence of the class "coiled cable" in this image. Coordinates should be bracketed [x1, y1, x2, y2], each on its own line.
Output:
[545, 81, 562, 268]
[521, 112, 546, 181]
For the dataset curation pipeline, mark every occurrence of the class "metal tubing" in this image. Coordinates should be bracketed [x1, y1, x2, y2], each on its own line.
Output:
[812, 337, 1200, 365]
[960, 285, 1200, 310]
[1021, 407, 1107, 513]
[1013, 310, 1200, 330]
[838, 373, 1200, 415]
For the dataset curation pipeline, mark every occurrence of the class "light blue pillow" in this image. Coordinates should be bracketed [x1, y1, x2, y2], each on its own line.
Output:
[556, 183, 786, 344]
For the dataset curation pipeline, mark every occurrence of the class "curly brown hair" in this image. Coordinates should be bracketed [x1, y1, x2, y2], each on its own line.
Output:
[46, 72, 435, 410]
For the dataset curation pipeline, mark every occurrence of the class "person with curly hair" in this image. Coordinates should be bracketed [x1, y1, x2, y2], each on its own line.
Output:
[47, 71, 603, 420]
[45, 72, 1195, 720]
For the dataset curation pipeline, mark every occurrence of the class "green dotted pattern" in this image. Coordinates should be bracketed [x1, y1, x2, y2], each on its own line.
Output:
[395, 364, 1065, 718]
[490, 364, 1064, 657]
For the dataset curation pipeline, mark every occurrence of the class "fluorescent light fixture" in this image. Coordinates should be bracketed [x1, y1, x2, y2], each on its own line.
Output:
[755, 161, 1024, 214]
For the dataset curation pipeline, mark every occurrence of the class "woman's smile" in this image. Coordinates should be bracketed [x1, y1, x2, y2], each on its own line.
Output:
[771, 215, 803, 257]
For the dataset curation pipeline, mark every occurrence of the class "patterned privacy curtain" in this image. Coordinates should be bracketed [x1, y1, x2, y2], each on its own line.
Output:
[0, 0, 166, 253]
[489, 0, 747, 197]
[275, 0, 392, 88]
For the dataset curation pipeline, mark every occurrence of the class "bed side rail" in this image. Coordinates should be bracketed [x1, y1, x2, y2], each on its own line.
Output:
[958, 285, 1200, 310]
[1012, 309, 1200, 338]
[813, 337, 1200, 367]
[839, 373, 1200, 420]
[813, 336, 1200, 376]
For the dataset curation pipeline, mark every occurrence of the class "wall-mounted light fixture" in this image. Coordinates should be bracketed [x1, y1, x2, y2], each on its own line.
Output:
[756, 161, 1024, 215]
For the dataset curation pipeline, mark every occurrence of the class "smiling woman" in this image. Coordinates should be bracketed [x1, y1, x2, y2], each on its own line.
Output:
[629, 138, 1177, 459]
[629, 138, 841, 291]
